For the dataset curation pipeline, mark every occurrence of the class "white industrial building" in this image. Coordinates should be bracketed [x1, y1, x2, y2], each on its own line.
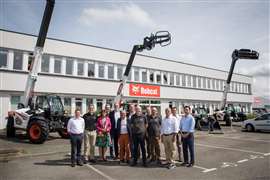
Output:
[0, 29, 253, 129]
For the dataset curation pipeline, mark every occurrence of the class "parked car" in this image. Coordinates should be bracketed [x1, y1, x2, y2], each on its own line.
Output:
[252, 107, 268, 116]
[242, 113, 270, 132]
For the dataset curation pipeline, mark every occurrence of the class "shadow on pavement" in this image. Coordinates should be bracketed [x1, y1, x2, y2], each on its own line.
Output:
[34, 158, 71, 166]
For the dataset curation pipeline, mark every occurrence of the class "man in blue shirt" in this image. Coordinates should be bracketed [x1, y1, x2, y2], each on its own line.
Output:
[180, 106, 195, 167]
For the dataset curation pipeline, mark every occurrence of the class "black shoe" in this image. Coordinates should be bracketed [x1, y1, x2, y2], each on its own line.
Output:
[71, 162, 75, 167]
[143, 162, 148, 167]
[187, 163, 194, 167]
[89, 159, 96, 163]
[178, 159, 183, 162]
[126, 160, 130, 164]
[83, 159, 88, 164]
[77, 161, 83, 166]
[131, 161, 137, 166]
[180, 162, 188, 166]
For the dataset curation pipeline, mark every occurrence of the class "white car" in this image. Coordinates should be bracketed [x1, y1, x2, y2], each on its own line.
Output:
[242, 113, 270, 132]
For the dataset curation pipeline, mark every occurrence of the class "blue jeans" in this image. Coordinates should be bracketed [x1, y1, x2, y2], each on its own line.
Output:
[70, 133, 83, 163]
[182, 133, 195, 164]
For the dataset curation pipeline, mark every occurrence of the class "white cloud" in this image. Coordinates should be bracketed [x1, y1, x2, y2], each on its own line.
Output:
[238, 63, 270, 77]
[78, 4, 157, 29]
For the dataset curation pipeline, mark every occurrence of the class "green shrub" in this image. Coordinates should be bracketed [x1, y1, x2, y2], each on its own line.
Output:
[246, 113, 256, 119]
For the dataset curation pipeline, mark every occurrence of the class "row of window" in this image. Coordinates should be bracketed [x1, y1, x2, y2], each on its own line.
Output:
[10, 95, 251, 115]
[0, 48, 251, 94]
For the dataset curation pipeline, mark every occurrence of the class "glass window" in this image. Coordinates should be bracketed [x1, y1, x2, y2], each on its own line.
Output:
[170, 73, 174, 86]
[64, 97, 71, 115]
[117, 66, 123, 80]
[0, 48, 8, 68]
[54, 57, 62, 73]
[13, 51, 23, 70]
[212, 79, 216, 90]
[41, 54, 50, 72]
[86, 98, 93, 109]
[75, 98, 82, 111]
[222, 81, 225, 91]
[108, 64, 114, 79]
[163, 72, 168, 84]
[11, 96, 21, 110]
[187, 75, 191, 87]
[207, 78, 211, 89]
[182, 74, 186, 87]
[156, 71, 161, 84]
[27, 52, 34, 71]
[88, 62, 95, 77]
[77, 61, 84, 76]
[216, 80, 220, 90]
[96, 99, 103, 114]
[66, 58, 73, 75]
[248, 84, 251, 94]
[198, 77, 201, 88]
[98, 63, 105, 78]
[176, 74, 180, 86]
[134, 68, 139, 82]
[142, 70, 147, 82]
[202, 77, 206, 89]
[192, 76, 197, 88]
[150, 71, 154, 83]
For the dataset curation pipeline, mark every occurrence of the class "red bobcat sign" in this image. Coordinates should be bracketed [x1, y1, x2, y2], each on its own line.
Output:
[129, 84, 160, 97]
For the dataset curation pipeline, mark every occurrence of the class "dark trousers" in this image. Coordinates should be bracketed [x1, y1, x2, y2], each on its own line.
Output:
[133, 134, 146, 163]
[176, 133, 182, 161]
[182, 133, 195, 164]
[70, 133, 83, 163]
[146, 135, 150, 157]
[110, 129, 119, 158]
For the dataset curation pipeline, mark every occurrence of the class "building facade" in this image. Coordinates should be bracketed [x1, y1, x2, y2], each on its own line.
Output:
[0, 29, 253, 129]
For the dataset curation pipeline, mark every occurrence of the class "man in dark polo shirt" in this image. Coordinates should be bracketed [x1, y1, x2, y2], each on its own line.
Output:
[147, 107, 162, 164]
[130, 106, 148, 167]
[83, 104, 97, 163]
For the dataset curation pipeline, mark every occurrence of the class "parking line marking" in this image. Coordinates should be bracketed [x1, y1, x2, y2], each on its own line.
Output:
[264, 153, 270, 156]
[193, 165, 208, 170]
[221, 164, 230, 168]
[193, 165, 217, 173]
[237, 159, 248, 163]
[195, 143, 266, 155]
[207, 135, 270, 143]
[85, 164, 116, 180]
[203, 168, 217, 173]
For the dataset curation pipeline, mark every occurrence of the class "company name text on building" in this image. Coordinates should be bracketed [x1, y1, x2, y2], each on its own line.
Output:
[129, 84, 160, 97]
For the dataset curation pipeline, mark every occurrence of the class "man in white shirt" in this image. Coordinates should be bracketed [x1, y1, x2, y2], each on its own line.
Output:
[172, 107, 182, 162]
[67, 109, 85, 167]
[161, 108, 178, 169]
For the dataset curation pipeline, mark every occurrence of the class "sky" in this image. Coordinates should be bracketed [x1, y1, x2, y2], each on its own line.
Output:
[0, 0, 269, 100]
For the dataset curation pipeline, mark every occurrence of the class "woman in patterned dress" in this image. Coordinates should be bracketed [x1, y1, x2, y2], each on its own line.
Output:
[96, 109, 112, 161]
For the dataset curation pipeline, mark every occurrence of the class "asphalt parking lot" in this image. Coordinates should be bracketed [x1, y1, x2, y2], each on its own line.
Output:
[0, 126, 269, 180]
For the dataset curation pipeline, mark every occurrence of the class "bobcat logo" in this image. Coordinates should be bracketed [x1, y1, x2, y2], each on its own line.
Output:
[132, 85, 140, 95]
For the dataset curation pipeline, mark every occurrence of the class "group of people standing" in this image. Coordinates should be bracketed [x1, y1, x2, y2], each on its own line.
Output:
[67, 103, 195, 169]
